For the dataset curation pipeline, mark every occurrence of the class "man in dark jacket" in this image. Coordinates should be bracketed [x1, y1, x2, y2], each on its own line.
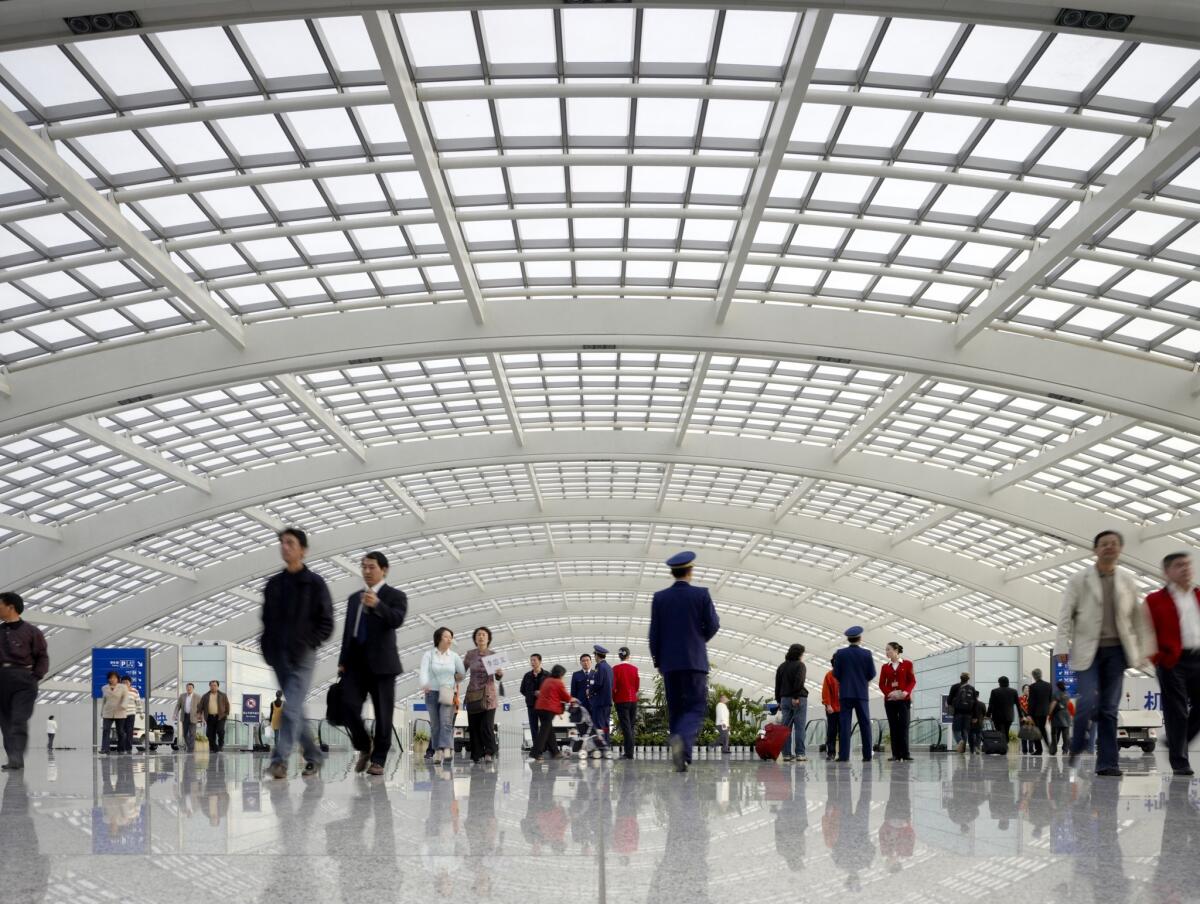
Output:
[521, 654, 548, 748]
[198, 680, 230, 752]
[649, 551, 720, 772]
[337, 551, 407, 775]
[261, 528, 334, 779]
[986, 676, 1020, 751]
[775, 644, 808, 761]
[948, 673, 977, 753]
[1027, 668, 1053, 756]
[0, 592, 48, 771]
[832, 627, 876, 762]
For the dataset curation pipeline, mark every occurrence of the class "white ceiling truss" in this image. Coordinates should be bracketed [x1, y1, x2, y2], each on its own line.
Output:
[3, 4, 1200, 701]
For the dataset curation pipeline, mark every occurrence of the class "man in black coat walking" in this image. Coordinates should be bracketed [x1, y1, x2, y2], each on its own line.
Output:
[1027, 668, 1053, 756]
[986, 676, 1020, 750]
[338, 551, 407, 775]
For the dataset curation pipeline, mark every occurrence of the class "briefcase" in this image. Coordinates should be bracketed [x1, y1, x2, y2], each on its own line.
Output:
[325, 678, 346, 726]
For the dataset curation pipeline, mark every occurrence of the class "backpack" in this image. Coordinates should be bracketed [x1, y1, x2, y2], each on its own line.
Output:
[954, 684, 978, 714]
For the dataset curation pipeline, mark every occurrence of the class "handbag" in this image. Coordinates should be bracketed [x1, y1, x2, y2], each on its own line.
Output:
[464, 687, 486, 714]
[325, 678, 346, 726]
[438, 685, 455, 706]
[1018, 720, 1040, 742]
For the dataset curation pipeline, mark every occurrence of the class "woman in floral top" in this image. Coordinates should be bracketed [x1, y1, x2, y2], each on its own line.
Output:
[462, 626, 503, 763]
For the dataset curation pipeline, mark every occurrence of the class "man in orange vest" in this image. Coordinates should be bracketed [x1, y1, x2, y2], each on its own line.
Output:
[822, 670, 841, 761]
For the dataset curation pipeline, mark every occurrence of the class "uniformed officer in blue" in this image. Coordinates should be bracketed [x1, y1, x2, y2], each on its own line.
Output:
[649, 551, 720, 772]
[832, 626, 876, 762]
[591, 644, 614, 748]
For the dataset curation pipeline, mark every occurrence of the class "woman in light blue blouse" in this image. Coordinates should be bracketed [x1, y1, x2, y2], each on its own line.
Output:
[419, 626, 466, 764]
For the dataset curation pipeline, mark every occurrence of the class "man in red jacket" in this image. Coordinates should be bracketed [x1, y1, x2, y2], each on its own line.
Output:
[1144, 552, 1200, 776]
[613, 647, 640, 760]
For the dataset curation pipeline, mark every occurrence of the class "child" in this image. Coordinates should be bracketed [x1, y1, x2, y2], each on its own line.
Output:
[530, 665, 574, 760]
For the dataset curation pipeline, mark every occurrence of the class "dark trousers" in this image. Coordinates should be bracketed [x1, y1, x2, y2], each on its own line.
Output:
[663, 670, 708, 763]
[616, 701, 637, 759]
[530, 710, 560, 758]
[838, 698, 871, 761]
[181, 719, 196, 752]
[341, 661, 396, 765]
[1158, 653, 1200, 770]
[1029, 713, 1048, 755]
[101, 717, 119, 753]
[825, 711, 840, 758]
[1050, 723, 1070, 755]
[885, 699, 911, 759]
[993, 719, 1012, 751]
[592, 702, 612, 736]
[206, 715, 225, 752]
[122, 715, 135, 753]
[953, 713, 972, 750]
[0, 670, 36, 767]
[47, 733, 54, 751]
[526, 703, 539, 746]
[467, 708, 497, 761]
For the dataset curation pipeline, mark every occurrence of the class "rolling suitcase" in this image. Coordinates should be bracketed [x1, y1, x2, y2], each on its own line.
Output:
[755, 722, 790, 760]
[981, 719, 1007, 755]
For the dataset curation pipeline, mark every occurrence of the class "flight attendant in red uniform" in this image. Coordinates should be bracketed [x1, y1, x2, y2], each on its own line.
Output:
[879, 641, 916, 761]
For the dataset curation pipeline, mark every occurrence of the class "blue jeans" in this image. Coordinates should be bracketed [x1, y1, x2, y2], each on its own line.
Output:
[426, 690, 454, 751]
[780, 697, 807, 757]
[952, 714, 972, 749]
[1070, 645, 1127, 771]
[271, 652, 322, 766]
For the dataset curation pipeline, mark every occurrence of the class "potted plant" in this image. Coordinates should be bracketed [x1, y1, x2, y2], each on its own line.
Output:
[412, 728, 430, 760]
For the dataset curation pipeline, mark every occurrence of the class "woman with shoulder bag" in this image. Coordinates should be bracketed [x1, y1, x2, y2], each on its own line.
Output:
[419, 626, 466, 765]
[462, 626, 503, 764]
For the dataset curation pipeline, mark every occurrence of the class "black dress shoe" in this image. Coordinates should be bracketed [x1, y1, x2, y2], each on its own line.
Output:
[1, 763, 23, 771]
[1173, 767, 1195, 776]
[1096, 768, 1123, 777]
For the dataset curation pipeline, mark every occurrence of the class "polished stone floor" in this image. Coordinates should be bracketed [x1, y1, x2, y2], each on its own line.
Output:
[1, 746, 1197, 903]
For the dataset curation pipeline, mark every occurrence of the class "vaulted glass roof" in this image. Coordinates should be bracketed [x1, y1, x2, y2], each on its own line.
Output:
[1, 4, 1198, 705]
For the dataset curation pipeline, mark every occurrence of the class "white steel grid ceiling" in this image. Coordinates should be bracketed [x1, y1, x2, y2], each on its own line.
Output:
[0, 5, 1198, 703]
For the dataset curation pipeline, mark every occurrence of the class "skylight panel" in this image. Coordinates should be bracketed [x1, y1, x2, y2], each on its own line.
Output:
[969, 119, 1053, 164]
[356, 106, 407, 146]
[640, 9, 717, 64]
[837, 106, 911, 148]
[903, 113, 978, 154]
[496, 98, 561, 138]
[446, 167, 505, 199]
[790, 103, 841, 144]
[0, 46, 102, 109]
[945, 26, 1041, 84]
[507, 165, 565, 194]
[691, 166, 751, 197]
[517, 218, 568, 243]
[258, 179, 328, 214]
[399, 11, 480, 68]
[570, 166, 626, 193]
[480, 10, 556, 66]
[145, 122, 230, 167]
[16, 212, 94, 250]
[869, 19, 960, 78]
[1098, 44, 1200, 104]
[1035, 128, 1122, 173]
[562, 8, 634, 64]
[816, 14, 877, 71]
[717, 10, 797, 69]
[197, 186, 269, 220]
[286, 108, 362, 150]
[567, 97, 631, 137]
[315, 17, 379, 74]
[702, 100, 771, 141]
[74, 132, 162, 177]
[868, 177, 937, 211]
[76, 35, 177, 97]
[635, 98, 701, 137]
[631, 166, 687, 195]
[237, 21, 327, 79]
[155, 28, 253, 88]
[425, 100, 495, 141]
[1021, 33, 1121, 93]
[214, 115, 295, 158]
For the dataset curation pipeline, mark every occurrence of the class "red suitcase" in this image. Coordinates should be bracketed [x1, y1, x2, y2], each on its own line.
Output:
[755, 722, 790, 760]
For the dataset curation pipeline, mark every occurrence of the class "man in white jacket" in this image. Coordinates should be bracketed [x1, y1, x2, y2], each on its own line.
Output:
[1055, 530, 1151, 777]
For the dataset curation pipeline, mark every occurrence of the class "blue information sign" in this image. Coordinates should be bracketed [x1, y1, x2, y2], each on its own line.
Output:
[91, 803, 149, 855]
[1052, 652, 1078, 697]
[91, 648, 149, 699]
[242, 694, 261, 724]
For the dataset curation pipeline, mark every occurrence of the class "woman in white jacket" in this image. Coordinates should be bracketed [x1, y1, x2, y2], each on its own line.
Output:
[419, 627, 465, 765]
[100, 671, 128, 754]
[119, 676, 140, 754]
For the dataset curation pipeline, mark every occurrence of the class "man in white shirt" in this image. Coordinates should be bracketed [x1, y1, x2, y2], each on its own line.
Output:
[46, 715, 56, 751]
[1143, 552, 1200, 776]
[174, 683, 199, 753]
[715, 694, 731, 755]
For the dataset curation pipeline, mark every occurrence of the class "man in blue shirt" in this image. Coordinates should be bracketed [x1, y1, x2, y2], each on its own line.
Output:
[649, 551, 720, 772]
[832, 626, 876, 763]
[571, 653, 595, 717]
[591, 644, 614, 753]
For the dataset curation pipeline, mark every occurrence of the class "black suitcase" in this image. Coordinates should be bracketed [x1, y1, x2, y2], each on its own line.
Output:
[981, 720, 1007, 755]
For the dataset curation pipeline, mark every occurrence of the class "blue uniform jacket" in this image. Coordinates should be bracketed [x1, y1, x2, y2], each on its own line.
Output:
[570, 669, 593, 704]
[831, 644, 876, 701]
[648, 581, 720, 673]
[592, 660, 613, 706]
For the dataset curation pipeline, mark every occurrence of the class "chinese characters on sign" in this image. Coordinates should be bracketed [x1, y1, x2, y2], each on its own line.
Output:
[91, 648, 149, 699]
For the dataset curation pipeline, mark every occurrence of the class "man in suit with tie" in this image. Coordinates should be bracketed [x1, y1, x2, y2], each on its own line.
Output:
[649, 551, 720, 773]
[571, 654, 595, 716]
[832, 626, 876, 762]
[337, 551, 408, 775]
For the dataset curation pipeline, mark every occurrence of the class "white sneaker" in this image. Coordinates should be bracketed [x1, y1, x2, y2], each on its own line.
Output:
[796, 755, 808, 762]
[432, 750, 443, 764]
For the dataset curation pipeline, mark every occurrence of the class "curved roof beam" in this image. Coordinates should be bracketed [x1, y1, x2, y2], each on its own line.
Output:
[3, 303, 1197, 439]
[6, 431, 1169, 595]
[44, 515, 1031, 677]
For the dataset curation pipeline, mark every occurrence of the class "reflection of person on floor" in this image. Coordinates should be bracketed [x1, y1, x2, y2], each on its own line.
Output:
[1153, 780, 1200, 904]
[259, 773, 327, 903]
[201, 754, 229, 827]
[421, 765, 463, 894]
[827, 766, 875, 890]
[946, 756, 982, 833]
[1071, 779, 1128, 902]
[325, 779, 399, 898]
[613, 766, 641, 862]
[773, 765, 808, 870]
[648, 777, 709, 904]
[879, 768, 914, 871]
[466, 768, 500, 897]
[0, 777, 49, 903]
